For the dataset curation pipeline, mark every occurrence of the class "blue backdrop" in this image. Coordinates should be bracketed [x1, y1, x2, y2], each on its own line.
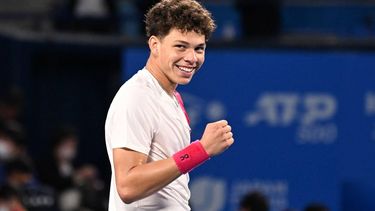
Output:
[122, 48, 375, 211]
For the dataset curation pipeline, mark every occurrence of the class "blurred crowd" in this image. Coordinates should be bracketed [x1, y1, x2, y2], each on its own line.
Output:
[0, 86, 107, 211]
[1, 0, 375, 45]
[49, 0, 281, 39]
[0, 0, 284, 41]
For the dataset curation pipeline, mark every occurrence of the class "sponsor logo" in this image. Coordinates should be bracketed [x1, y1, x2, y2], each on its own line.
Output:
[190, 177, 226, 211]
[244, 92, 337, 144]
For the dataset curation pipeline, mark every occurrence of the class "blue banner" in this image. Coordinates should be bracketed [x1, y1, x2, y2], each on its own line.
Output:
[123, 48, 375, 211]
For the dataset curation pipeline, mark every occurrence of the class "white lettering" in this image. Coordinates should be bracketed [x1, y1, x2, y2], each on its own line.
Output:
[296, 123, 337, 144]
[245, 92, 337, 127]
[301, 94, 336, 125]
[245, 93, 298, 126]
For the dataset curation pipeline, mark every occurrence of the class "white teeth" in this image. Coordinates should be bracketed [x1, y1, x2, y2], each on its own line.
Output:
[178, 66, 194, 73]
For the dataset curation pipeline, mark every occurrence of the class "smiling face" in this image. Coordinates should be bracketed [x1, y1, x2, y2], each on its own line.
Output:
[146, 28, 206, 94]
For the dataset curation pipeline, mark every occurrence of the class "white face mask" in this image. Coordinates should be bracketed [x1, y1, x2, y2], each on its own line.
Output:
[0, 205, 10, 211]
[0, 139, 14, 160]
[58, 147, 76, 161]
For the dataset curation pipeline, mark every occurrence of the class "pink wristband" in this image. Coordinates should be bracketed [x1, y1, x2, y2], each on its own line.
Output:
[173, 141, 210, 174]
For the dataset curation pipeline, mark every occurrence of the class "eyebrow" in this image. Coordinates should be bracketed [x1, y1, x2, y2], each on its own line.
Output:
[174, 40, 206, 47]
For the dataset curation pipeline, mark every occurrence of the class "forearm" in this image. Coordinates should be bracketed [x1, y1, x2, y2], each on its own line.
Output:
[113, 129, 231, 204]
[115, 152, 181, 204]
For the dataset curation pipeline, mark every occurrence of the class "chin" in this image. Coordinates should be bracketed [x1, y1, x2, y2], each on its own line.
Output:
[178, 79, 192, 85]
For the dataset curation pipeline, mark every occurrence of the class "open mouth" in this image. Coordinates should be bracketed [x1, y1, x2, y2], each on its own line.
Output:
[176, 65, 196, 73]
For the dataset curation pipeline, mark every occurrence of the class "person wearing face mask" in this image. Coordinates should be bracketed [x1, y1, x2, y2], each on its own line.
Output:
[0, 137, 17, 162]
[36, 126, 79, 194]
[36, 126, 107, 211]
[0, 135, 18, 195]
[0, 121, 28, 185]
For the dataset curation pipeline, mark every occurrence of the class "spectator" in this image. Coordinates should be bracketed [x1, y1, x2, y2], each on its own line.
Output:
[0, 120, 28, 184]
[0, 184, 27, 211]
[4, 158, 58, 211]
[72, 164, 107, 211]
[36, 126, 79, 193]
[37, 126, 106, 211]
[239, 191, 269, 211]
[304, 202, 330, 211]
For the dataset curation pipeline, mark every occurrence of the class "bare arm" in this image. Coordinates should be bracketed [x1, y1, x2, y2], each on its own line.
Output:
[114, 120, 234, 204]
[113, 148, 181, 204]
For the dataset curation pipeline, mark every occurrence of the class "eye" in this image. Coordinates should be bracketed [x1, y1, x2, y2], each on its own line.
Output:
[175, 45, 186, 50]
[195, 46, 205, 53]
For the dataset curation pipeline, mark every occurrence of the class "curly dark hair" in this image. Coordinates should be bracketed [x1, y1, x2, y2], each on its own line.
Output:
[145, 0, 216, 41]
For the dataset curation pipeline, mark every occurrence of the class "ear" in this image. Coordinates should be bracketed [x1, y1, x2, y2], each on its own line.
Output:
[148, 36, 160, 57]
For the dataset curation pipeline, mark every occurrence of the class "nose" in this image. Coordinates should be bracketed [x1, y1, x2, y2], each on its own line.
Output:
[184, 49, 198, 64]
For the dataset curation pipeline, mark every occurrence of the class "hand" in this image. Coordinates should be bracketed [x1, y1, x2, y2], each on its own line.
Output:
[199, 120, 234, 157]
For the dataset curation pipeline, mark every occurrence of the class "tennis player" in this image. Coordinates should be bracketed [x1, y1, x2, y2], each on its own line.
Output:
[105, 0, 234, 210]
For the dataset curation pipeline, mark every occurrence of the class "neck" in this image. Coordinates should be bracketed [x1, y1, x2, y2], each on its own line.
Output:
[145, 59, 177, 96]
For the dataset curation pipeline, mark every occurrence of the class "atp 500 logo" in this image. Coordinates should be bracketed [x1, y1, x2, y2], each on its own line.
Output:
[244, 92, 338, 144]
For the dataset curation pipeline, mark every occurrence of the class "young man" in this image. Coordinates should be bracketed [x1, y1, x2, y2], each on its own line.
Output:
[105, 0, 234, 210]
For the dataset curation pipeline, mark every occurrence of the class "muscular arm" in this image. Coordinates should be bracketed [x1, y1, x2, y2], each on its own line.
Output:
[113, 148, 181, 204]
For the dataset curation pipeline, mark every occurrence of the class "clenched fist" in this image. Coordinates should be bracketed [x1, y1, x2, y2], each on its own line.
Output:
[199, 120, 234, 157]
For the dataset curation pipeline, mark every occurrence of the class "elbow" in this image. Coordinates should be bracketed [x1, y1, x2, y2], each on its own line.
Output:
[118, 187, 138, 204]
